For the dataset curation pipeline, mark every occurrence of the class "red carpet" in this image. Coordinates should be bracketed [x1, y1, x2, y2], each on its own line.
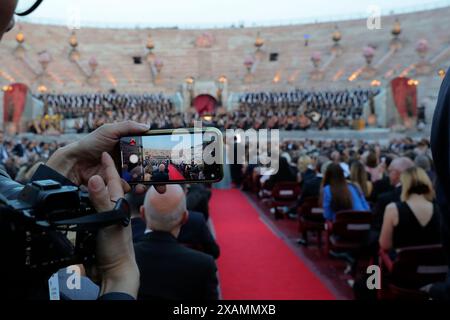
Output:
[210, 189, 336, 300]
[168, 164, 185, 180]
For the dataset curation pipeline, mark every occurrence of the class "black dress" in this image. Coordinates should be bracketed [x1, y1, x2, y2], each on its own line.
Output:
[393, 202, 441, 249]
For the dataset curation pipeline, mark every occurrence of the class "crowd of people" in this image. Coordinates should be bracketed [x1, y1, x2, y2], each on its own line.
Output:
[235, 136, 447, 299]
[0, 127, 218, 300]
[234, 89, 380, 130]
[2, 0, 449, 303]
[29, 88, 380, 134]
[0, 130, 65, 183]
[122, 157, 207, 183]
[30, 92, 177, 134]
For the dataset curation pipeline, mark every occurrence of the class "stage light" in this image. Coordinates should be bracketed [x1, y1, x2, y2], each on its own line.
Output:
[16, 31, 25, 44]
[273, 73, 281, 83]
[69, 31, 78, 48]
[332, 25, 342, 44]
[254, 32, 264, 49]
[2, 85, 13, 92]
[185, 77, 195, 85]
[146, 34, 155, 51]
[218, 75, 227, 84]
[218, 76, 227, 90]
[371, 80, 381, 87]
[37, 85, 48, 93]
[203, 115, 213, 122]
[438, 69, 446, 79]
[391, 18, 402, 38]
[407, 79, 419, 86]
[186, 76, 195, 91]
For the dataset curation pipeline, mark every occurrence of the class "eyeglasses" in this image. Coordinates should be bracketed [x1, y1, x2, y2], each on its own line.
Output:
[15, 0, 44, 17]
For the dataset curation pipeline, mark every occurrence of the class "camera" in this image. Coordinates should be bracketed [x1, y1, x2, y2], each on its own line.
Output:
[1, 179, 130, 277]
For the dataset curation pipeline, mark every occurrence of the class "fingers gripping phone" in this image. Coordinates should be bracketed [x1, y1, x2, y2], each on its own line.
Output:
[117, 128, 224, 185]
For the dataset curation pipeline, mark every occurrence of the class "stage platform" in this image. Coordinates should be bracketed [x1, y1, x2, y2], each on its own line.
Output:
[18, 127, 431, 145]
[279, 128, 431, 143]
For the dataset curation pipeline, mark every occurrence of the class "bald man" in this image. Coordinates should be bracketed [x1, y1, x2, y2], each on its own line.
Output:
[372, 157, 415, 231]
[134, 185, 218, 300]
[152, 163, 169, 183]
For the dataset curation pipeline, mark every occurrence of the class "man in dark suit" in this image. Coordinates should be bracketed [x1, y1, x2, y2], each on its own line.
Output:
[430, 67, 450, 300]
[126, 191, 147, 243]
[287, 157, 328, 220]
[134, 185, 219, 300]
[186, 184, 212, 220]
[152, 164, 169, 182]
[178, 211, 220, 259]
[128, 189, 220, 259]
[368, 175, 393, 203]
[299, 157, 329, 202]
[372, 157, 414, 231]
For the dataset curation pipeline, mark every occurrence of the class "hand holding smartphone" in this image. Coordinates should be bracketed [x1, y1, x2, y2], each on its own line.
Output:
[118, 128, 224, 185]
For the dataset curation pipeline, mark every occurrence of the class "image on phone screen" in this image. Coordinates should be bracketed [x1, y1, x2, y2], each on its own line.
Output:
[119, 130, 223, 184]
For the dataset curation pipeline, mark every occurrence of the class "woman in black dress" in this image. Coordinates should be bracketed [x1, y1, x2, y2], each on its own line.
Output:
[379, 167, 441, 251]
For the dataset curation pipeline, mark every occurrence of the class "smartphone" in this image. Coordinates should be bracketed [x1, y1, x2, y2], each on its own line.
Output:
[118, 128, 224, 185]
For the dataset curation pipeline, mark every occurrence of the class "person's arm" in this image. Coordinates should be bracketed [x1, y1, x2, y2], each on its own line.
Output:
[0, 168, 25, 199]
[379, 203, 397, 251]
[46, 121, 149, 186]
[88, 152, 139, 299]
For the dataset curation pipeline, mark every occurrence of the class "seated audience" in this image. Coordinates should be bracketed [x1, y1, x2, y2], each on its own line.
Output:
[350, 161, 372, 199]
[263, 156, 297, 191]
[322, 163, 370, 221]
[296, 157, 330, 208]
[152, 164, 170, 182]
[364, 151, 383, 183]
[134, 185, 219, 300]
[373, 157, 415, 231]
[379, 167, 441, 251]
[297, 155, 315, 185]
[415, 154, 436, 184]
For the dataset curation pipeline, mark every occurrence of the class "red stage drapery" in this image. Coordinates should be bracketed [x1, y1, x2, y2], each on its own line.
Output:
[391, 77, 417, 121]
[193, 95, 217, 115]
[3, 83, 28, 125]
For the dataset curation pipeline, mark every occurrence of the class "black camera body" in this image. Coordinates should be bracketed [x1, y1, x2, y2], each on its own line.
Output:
[9, 180, 94, 225]
[1, 179, 130, 278]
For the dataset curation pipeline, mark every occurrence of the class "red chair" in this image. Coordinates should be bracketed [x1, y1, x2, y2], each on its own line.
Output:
[324, 210, 373, 273]
[268, 182, 301, 219]
[378, 244, 448, 300]
[297, 197, 325, 247]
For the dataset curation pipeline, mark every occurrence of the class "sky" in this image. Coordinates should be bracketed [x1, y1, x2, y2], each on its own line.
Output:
[143, 134, 202, 151]
[18, 0, 449, 29]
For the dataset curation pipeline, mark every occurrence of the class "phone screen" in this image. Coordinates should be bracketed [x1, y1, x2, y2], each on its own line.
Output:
[119, 129, 223, 184]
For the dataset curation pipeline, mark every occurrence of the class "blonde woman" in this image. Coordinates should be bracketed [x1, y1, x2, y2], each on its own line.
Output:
[379, 167, 441, 251]
[297, 155, 314, 184]
[350, 161, 372, 199]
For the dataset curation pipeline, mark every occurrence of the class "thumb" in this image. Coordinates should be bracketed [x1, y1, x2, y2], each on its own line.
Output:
[88, 175, 113, 212]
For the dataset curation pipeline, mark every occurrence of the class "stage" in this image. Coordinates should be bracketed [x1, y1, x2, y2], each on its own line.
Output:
[279, 127, 431, 143]
[18, 127, 431, 146]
